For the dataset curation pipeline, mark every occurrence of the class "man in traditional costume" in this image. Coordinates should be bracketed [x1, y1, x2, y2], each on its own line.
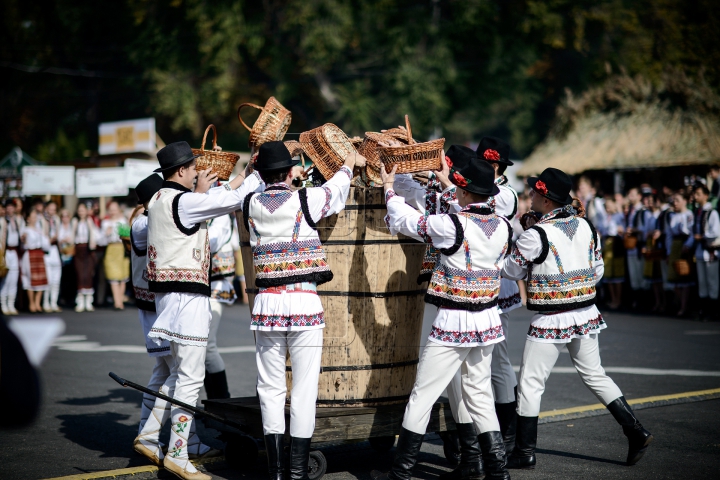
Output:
[139, 141, 252, 480]
[204, 212, 237, 399]
[238, 142, 364, 480]
[372, 149, 511, 480]
[1, 200, 23, 315]
[130, 174, 174, 458]
[502, 168, 653, 470]
[686, 184, 719, 320]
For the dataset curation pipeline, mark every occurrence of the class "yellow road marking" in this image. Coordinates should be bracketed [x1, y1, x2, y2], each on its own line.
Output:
[41, 456, 222, 480]
[43, 387, 720, 480]
[539, 386, 720, 419]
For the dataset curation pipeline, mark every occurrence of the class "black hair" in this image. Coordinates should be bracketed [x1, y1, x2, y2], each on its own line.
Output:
[694, 183, 710, 196]
[497, 163, 508, 176]
[258, 168, 291, 185]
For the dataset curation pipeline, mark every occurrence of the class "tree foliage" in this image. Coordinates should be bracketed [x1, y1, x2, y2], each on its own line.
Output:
[2, 0, 718, 161]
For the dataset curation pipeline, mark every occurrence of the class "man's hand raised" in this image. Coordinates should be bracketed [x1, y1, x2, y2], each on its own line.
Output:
[195, 168, 218, 194]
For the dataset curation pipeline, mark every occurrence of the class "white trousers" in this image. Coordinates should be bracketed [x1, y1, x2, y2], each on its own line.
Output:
[447, 312, 517, 424]
[44, 246, 62, 286]
[627, 254, 647, 291]
[403, 342, 499, 435]
[139, 354, 174, 434]
[0, 250, 19, 297]
[697, 259, 719, 299]
[206, 300, 225, 374]
[255, 329, 323, 438]
[517, 334, 623, 417]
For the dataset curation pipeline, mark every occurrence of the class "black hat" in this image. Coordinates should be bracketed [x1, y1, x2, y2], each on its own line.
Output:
[135, 174, 164, 205]
[476, 137, 513, 166]
[447, 144, 500, 196]
[154, 141, 200, 172]
[527, 168, 573, 205]
[253, 141, 298, 172]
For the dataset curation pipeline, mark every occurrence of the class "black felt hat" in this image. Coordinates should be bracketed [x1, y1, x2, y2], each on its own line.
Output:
[154, 141, 201, 172]
[447, 145, 500, 196]
[476, 136, 513, 166]
[527, 167, 573, 205]
[253, 141, 298, 172]
[135, 174, 164, 205]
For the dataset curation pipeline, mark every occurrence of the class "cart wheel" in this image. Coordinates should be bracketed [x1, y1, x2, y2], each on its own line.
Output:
[369, 436, 396, 452]
[225, 435, 259, 470]
[440, 431, 461, 466]
[308, 450, 327, 480]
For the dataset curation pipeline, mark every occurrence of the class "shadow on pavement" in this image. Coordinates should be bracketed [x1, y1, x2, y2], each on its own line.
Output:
[536, 447, 626, 466]
[59, 387, 142, 406]
[57, 412, 146, 466]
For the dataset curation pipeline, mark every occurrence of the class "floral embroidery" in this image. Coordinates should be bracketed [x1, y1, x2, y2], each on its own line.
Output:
[499, 292, 522, 310]
[526, 268, 596, 306]
[429, 325, 504, 345]
[416, 216, 431, 243]
[439, 188, 457, 213]
[548, 241, 564, 274]
[427, 265, 501, 305]
[509, 245, 531, 268]
[292, 208, 303, 241]
[253, 239, 330, 281]
[483, 149, 500, 161]
[339, 166, 353, 180]
[251, 312, 325, 328]
[527, 315, 606, 340]
[463, 239, 472, 270]
[385, 189, 397, 203]
[176, 416, 188, 433]
[320, 186, 332, 218]
[535, 180, 548, 195]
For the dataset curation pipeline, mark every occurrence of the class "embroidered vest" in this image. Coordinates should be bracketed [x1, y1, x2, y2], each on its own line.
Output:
[425, 207, 512, 311]
[209, 215, 236, 281]
[146, 185, 211, 296]
[526, 213, 599, 312]
[243, 185, 333, 288]
[417, 176, 455, 284]
[130, 218, 155, 311]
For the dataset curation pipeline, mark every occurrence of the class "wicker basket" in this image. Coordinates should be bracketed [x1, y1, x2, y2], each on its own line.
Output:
[623, 235, 638, 250]
[299, 124, 356, 180]
[364, 164, 382, 185]
[237, 96, 292, 148]
[379, 116, 444, 174]
[284, 140, 304, 158]
[384, 127, 414, 144]
[673, 259, 691, 277]
[357, 132, 397, 170]
[348, 136, 364, 148]
[192, 125, 240, 181]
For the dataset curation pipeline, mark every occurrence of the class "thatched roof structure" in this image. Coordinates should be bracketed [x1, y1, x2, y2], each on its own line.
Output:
[518, 71, 720, 176]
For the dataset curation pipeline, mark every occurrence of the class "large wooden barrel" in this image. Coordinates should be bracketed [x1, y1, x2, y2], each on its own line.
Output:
[239, 186, 427, 406]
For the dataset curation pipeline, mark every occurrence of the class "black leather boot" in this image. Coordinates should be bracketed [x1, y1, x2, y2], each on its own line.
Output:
[495, 399, 517, 458]
[439, 423, 483, 480]
[264, 434, 285, 480]
[607, 396, 653, 465]
[370, 428, 424, 480]
[288, 437, 312, 480]
[477, 431, 510, 480]
[204, 370, 230, 399]
[506, 415, 537, 469]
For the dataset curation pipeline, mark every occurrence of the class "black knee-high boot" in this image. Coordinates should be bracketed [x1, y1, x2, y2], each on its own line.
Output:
[264, 434, 284, 480]
[506, 415, 537, 469]
[370, 428, 424, 480]
[288, 437, 312, 480]
[204, 370, 230, 399]
[606, 396, 653, 465]
[495, 387, 518, 457]
[477, 431, 510, 480]
[439, 423, 483, 480]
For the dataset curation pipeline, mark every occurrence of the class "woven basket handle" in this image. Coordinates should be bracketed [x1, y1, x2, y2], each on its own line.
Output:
[200, 124, 218, 152]
[404, 115, 412, 144]
[237, 103, 263, 132]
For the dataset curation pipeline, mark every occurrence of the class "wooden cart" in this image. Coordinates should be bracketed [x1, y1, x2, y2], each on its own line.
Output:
[203, 396, 459, 479]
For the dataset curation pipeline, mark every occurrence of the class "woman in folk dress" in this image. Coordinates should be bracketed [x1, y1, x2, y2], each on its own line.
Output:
[21, 210, 50, 312]
[101, 201, 130, 310]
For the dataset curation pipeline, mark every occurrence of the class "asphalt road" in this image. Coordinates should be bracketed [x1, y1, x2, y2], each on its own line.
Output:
[2, 303, 720, 480]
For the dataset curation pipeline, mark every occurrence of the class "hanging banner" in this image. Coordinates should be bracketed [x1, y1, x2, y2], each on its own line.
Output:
[76, 168, 128, 198]
[124, 159, 160, 188]
[22, 166, 75, 195]
[99, 118, 156, 155]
